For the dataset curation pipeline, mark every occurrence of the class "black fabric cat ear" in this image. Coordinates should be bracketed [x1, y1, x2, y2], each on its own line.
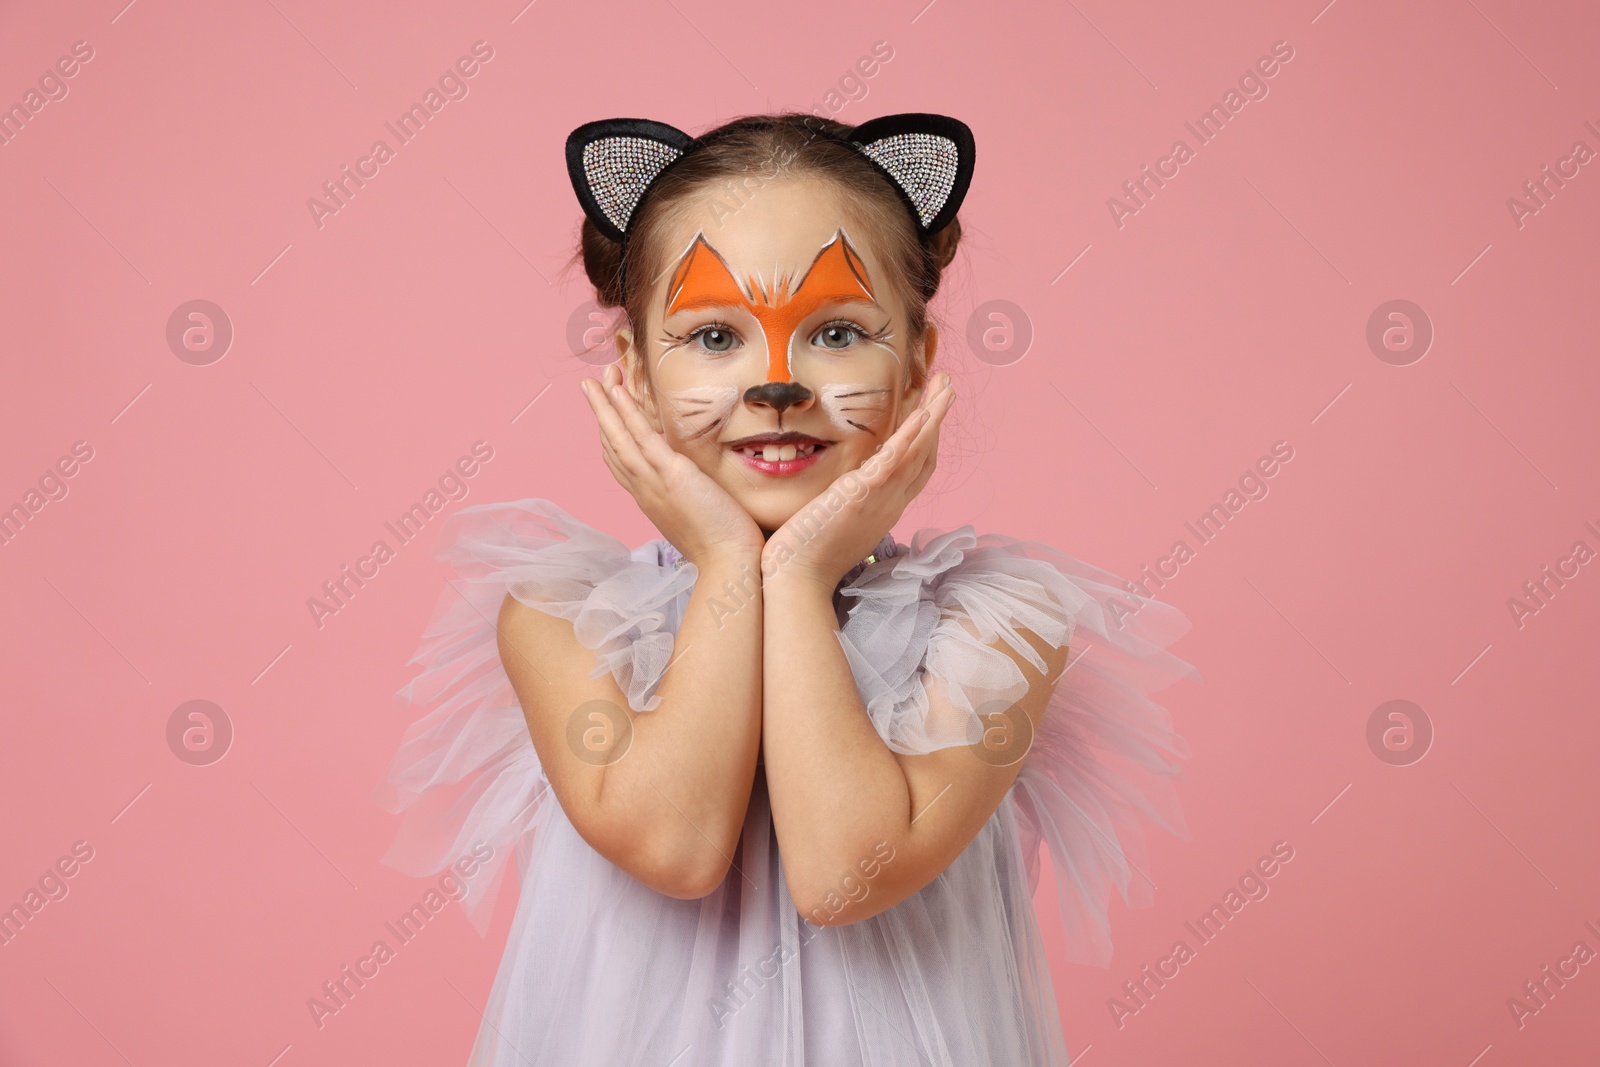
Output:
[565, 118, 696, 243]
[846, 113, 975, 236]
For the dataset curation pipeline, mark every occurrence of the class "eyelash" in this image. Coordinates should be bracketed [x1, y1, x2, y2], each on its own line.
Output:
[680, 319, 880, 353]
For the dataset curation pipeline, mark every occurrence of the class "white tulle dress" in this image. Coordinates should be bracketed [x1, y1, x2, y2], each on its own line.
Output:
[376, 497, 1197, 1066]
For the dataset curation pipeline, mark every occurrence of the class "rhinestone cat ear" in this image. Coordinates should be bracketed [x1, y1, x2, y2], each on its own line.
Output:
[846, 113, 975, 236]
[565, 118, 696, 244]
[564, 113, 975, 246]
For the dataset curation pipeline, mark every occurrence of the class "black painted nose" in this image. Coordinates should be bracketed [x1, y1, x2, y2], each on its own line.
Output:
[743, 381, 814, 415]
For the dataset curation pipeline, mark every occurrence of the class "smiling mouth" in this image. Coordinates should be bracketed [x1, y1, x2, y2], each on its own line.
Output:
[735, 441, 826, 461]
[725, 431, 831, 463]
[723, 431, 832, 474]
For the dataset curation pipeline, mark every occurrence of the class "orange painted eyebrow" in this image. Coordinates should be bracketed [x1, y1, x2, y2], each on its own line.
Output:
[661, 229, 881, 381]
[663, 230, 877, 318]
[663, 236, 749, 318]
[665, 291, 881, 315]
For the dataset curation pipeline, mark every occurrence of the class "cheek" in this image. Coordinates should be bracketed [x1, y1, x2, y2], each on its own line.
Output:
[656, 384, 741, 441]
[799, 342, 904, 436]
[816, 381, 897, 437]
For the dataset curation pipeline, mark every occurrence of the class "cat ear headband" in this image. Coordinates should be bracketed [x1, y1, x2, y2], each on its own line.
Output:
[564, 112, 975, 301]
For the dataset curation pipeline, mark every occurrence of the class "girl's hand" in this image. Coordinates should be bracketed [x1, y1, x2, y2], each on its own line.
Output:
[581, 363, 766, 569]
[762, 373, 954, 591]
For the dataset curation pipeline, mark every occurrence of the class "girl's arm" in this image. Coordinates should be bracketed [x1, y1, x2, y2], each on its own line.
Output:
[497, 366, 767, 901]
[761, 573, 1067, 925]
[759, 371, 1066, 923]
[499, 550, 761, 901]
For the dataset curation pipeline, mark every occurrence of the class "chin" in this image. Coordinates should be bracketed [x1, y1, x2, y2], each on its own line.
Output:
[710, 444, 877, 536]
[739, 493, 815, 536]
[708, 450, 834, 532]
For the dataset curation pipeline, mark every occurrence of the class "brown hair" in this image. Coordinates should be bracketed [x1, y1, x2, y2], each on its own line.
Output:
[574, 112, 963, 393]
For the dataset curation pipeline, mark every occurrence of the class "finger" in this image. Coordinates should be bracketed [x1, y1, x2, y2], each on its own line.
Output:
[877, 384, 949, 481]
[595, 415, 626, 469]
[582, 378, 650, 477]
[913, 371, 949, 413]
[882, 413, 936, 494]
[906, 420, 943, 499]
[580, 377, 630, 462]
[876, 384, 943, 468]
[597, 363, 667, 459]
[886, 380, 953, 492]
[606, 378, 681, 472]
[912, 379, 955, 457]
[857, 413, 924, 489]
[871, 409, 932, 483]
[598, 438, 632, 489]
[907, 384, 954, 482]
[594, 410, 633, 485]
[908, 377, 953, 448]
[907, 453, 938, 501]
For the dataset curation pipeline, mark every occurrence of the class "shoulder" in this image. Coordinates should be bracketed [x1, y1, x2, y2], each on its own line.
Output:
[495, 589, 596, 702]
[861, 520, 1190, 650]
[838, 518, 1196, 754]
[850, 523, 1079, 590]
[497, 587, 565, 642]
[456, 501, 694, 713]
[844, 523, 1082, 645]
[428, 498, 685, 605]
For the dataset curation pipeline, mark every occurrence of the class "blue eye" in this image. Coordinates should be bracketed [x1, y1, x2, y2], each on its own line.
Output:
[688, 324, 740, 353]
[814, 322, 861, 350]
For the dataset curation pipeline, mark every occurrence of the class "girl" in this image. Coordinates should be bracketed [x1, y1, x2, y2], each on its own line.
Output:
[378, 111, 1197, 1066]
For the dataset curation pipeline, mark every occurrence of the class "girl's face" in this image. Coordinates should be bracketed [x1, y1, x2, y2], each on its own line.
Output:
[615, 175, 936, 534]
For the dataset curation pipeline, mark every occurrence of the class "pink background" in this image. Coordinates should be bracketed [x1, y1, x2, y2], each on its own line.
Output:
[3, 0, 1598, 1063]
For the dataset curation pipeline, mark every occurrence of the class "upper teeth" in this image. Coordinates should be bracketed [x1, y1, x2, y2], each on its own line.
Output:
[742, 442, 817, 461]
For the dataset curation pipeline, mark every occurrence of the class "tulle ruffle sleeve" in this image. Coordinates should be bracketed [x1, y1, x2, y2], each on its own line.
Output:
[372, 497, 697, 934]
[836, 526, 1199, 967]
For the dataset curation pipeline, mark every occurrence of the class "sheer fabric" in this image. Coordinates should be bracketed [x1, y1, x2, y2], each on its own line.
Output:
[375, 497, 1197, 1065]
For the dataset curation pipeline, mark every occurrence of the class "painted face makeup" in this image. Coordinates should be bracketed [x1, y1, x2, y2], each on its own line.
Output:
[648, 227, 904, 472]
[621, 171, 934, 536]
[661, 227, 894, 382]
